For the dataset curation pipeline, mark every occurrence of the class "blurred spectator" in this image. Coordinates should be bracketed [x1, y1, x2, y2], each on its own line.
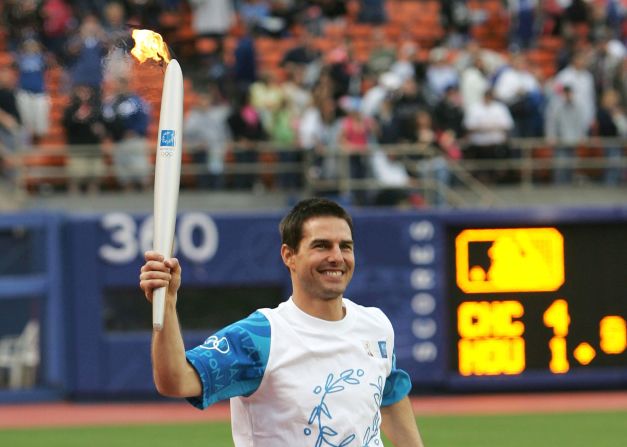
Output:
[410, 109, 450, 205]
[64, 14, 108, 93]
[463, 88, 514, 183]
[425, 47, 459, 106]
[327, 37, 362, 99]
[596, 88, 627, 185]
[589, 28, 627, 99]
[238, 0, 271, 32]
[357, 0, 387, 25]
[267, 97, 300, 190]
[282, 67, 313, 117]
[389, 40, 421, 84]
[361, 71, 402, 118]
[506, 0, 539, 50]
[124, 0, 163, 30]
[541, 0, 566, 37]
[310, 0, 347, 22]
[250, 69, 287, 130]
[370, 146, 415, 207]
[62, 84, 106, 194]
[263, 0, 300, 38]
[613, 57, 627, 110]
[493, 52, 543, 138]
[280, 29, 322, 86]
[232, 28, 259, 91]
[562, 0, 592, 39]
[102, 1, 133, 81]
[0, 67, 23, 183]
[1, 0, 43, 52]
[433, 84, 464, 132]
[554, 51, 596, 131]
[299, 95, 340, 183]
[545, 84, 587, 184]
[40, 0, 75, 61]
[439, 0, 472, 47]
[337, 96, 376, 204]
[374, 97, 402, 146]
[365, 28, 396, 78]
[184, 87, 232, 190]
[227, 90, 267, 190]
[393, 77, 428, 142]
[454, 39, 507, 80]
[70, 0, 107, 17]
[15, 38, 50, 144]
[433, 84, 465, 154]
[189, 0, 235, 54]
[102, 76, 151, 191]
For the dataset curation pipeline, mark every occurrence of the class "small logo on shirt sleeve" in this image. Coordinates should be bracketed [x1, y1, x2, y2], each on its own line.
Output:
[378, 341, 388, 359]
[199, 335, 230, 354]
[362, 340, 388, 359]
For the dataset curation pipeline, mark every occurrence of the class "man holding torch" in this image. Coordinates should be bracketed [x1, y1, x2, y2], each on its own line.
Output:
[139, 197, 425, 446]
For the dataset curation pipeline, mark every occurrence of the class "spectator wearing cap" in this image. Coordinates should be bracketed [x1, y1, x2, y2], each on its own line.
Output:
[545, 84, 588, 184]
[554, 51, 596, 132]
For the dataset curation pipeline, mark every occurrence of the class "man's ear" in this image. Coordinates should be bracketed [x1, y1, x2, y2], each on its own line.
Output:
[280, 244, 295, 270]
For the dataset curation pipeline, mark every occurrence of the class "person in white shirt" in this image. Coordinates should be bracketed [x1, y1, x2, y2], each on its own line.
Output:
[554, 51, 596, 131]
[493, 52, 543, 138]
[463, 88, 515, 183]
[139, 198, 426, 447]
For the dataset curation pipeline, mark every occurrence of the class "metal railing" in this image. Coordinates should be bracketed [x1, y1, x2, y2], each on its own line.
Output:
[1, 137, 626, 208]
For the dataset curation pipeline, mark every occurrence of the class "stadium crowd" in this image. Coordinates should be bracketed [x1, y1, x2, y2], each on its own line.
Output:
[0, 0, 626, 206]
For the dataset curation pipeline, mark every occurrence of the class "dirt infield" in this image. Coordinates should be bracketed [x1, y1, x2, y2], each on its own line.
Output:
[1, 391, 626, 429]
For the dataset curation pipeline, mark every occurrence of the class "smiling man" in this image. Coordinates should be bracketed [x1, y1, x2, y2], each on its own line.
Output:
[139, 198, 425, 446]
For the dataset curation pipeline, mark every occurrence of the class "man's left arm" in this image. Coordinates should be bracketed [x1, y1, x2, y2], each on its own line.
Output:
[380, 395, 425, 447]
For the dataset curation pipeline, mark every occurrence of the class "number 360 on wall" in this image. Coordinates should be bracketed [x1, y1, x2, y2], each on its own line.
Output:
[98, 212, 219, 265]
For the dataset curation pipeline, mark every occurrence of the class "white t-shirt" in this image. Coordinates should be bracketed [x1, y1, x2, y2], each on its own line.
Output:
[186, 297, 411, 447]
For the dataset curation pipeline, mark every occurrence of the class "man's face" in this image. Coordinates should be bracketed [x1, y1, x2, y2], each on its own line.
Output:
[282, 216, 355, 302]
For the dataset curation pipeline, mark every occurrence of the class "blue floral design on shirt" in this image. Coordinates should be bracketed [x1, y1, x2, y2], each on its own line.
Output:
[305, 368, 365, 447]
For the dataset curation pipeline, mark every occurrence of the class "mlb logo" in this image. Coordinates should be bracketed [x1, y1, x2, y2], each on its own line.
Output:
[160, 129, 175, 147]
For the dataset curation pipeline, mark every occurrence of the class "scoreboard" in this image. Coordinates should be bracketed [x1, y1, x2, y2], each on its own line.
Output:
[444, 217, 627, 390]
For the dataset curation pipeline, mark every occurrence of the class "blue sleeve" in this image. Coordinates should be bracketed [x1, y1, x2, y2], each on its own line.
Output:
[381, 352, 412, 407]
[185, 310, 271, 409]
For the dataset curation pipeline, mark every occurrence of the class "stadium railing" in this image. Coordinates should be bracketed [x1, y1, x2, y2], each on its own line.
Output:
[2, 137, 626, 208]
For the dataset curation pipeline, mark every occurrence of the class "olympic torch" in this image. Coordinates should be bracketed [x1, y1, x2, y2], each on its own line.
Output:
[131, 30, 183, 331]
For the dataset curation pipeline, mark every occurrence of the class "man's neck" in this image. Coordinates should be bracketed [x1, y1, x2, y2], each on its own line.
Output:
[292, 294, 345, 321]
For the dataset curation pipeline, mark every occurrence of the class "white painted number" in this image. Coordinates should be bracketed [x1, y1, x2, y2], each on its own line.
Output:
[99, 212, 218, 264]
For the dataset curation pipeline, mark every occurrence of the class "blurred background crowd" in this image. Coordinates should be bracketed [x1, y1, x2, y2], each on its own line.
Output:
[0, 0, 626, 207]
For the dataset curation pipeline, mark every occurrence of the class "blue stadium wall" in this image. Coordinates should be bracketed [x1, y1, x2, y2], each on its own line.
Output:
[1, 206, 626, 402]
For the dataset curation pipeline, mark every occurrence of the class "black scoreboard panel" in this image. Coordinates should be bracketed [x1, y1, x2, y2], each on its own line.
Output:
[445, 222, 627, 389]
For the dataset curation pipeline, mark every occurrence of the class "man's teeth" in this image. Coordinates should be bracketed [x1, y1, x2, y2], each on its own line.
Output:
[324, 271, 342, 276]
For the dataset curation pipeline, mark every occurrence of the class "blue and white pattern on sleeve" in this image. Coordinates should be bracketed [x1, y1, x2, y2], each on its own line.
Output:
[381, 352, 412, 406]
[185, 310, 271, 409]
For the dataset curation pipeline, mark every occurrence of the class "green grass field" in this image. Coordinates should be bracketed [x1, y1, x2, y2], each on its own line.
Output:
[1, 410, 625, 447]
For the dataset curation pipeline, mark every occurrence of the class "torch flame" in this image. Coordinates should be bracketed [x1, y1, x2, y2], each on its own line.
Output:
[131, 29, 171, 64]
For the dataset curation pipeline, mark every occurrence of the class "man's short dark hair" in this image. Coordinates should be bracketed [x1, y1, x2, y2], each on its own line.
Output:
[279, 198, 354, 250]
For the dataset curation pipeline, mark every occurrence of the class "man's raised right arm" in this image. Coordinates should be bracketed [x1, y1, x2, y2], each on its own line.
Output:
[139, 251, 202, 398]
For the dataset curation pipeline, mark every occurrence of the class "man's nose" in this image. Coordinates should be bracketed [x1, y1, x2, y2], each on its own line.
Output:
[327, 245, 343, 262]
